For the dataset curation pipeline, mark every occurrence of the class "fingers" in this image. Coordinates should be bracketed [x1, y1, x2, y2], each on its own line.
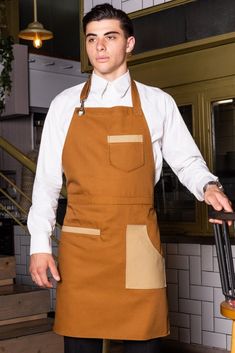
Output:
[208, 218, 232, 226]
[48, 257, 60, 282]
[205, 191, 231, 211]
[205, 187, 233, 226]
[33, 269, 53, 288]
[30, 253, 60, 288]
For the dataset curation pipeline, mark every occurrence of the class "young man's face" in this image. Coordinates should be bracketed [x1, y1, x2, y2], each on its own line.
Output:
[85, 19, 135, 81]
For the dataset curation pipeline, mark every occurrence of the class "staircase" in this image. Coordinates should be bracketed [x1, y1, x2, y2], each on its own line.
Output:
[0, 255, 63, 353]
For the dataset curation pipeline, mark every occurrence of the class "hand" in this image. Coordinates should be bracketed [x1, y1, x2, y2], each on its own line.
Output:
[204, 185, 233, 225]
[29, 253, 60, 288]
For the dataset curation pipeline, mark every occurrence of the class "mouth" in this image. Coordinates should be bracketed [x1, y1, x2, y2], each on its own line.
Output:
[96, 56, 109, 63]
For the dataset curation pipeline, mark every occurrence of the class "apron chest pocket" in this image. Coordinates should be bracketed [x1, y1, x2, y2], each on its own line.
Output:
[107, 135, 144, 172]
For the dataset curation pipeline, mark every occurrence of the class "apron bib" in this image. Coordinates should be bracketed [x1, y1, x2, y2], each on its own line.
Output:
[53, 79, 169, 340]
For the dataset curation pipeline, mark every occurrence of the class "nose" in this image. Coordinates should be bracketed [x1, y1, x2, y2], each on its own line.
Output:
[96, 38, 106, 51]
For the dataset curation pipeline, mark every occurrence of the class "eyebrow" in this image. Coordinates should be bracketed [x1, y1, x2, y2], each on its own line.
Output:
[86, 31, 120, 38]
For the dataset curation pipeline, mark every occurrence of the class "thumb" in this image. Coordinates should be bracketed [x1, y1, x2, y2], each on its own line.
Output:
[49, 258, 60, 281]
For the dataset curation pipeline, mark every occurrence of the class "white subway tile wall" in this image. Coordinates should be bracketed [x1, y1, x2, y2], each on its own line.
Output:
[167, 283, 179, 311]
[202, 301, 214, 331]
[203, 331, 227, 349]
[179, 270, 190, 298]
[179, 327, 190, 344]
[202, 245, 213, 271]
[179, 298, 202, 315]
[202, 271, 221, 288]
[170, 312, 190, 328]
[14, 225, 234, 351]
[227, 334, 232, 351]
[190, 256, 201, 285]
[83, 0, 174, 14]
[214, 287, 225, 319]
[166, 268, 178, 283]
[167, 254, 189, 270]
[214, 317, 232, 335]
[191, 315, 202, 344]
[169, 326, 179, 340]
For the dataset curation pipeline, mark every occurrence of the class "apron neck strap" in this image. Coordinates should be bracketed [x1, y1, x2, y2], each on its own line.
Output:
[80, 77, 91, 102]
[131, 80, 143, 116]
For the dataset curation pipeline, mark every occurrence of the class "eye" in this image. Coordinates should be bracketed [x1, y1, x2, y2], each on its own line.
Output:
[106, 35, 116, 40]
[87, 37, 96, 43]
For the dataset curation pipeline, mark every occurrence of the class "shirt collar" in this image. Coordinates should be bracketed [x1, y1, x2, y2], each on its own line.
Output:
[90, 71, 131, 99]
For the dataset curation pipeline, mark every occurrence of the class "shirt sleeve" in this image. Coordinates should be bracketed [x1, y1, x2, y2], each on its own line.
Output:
[27, 99, 64, 255]
[161, 93, 217, 201]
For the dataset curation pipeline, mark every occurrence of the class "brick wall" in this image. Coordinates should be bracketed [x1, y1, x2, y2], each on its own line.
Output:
[83, 0, 174, 14]
[14, 225, 232, 351]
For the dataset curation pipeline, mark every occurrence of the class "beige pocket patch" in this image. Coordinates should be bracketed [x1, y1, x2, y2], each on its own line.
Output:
[107, 134, 144, 172]
[126, 225, 166, 289]
[62, 225, 100, 236]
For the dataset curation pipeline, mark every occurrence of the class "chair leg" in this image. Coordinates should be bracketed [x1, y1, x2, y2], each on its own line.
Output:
[102, 339, 110, 353]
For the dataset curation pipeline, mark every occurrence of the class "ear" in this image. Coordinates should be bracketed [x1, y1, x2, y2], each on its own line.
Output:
[126, 36, 135, 54]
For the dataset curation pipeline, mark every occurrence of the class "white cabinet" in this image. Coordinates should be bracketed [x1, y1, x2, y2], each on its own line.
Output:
[29, 54, 88, 109]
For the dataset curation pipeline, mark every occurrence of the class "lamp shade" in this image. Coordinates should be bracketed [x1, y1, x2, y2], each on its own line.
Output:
[18, 21, 53, 41]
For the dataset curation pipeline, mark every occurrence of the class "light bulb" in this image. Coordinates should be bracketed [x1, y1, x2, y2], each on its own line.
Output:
[33, 34, 42, 48]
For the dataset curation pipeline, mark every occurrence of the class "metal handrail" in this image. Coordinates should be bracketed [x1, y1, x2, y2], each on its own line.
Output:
[0, 177, 60, 245]
[0, 136, 36, 173]
[0, 137, 62, 246]
[0, 136, 67, 197]
[0, 187, 28, 216]
[0, 171, 31, 203]
[0, 203, 28, 231]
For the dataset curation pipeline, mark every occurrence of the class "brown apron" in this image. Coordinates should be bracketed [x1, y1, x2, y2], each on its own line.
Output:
[53, 79, 169, 340]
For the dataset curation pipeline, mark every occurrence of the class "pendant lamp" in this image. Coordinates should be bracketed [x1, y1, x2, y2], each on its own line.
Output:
[18, 0, 53, 49]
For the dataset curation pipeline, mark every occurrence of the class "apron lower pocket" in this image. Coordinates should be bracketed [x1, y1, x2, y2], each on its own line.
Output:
[125, 224, 166, 289]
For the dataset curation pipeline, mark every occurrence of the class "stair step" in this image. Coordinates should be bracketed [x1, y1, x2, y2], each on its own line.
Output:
[0, 285, 50, 321]
[0, 318, 63, 353]
[0, 318, 53, 340]
[0, 313, 47, 326]
[0, 256, 15, 281]
[0, 279, 13, 286]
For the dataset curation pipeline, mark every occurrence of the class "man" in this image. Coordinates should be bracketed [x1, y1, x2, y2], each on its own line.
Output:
[28, 4, 232, 353]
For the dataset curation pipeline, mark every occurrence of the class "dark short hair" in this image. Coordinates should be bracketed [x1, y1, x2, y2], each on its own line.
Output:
[82, 3, 134, 38]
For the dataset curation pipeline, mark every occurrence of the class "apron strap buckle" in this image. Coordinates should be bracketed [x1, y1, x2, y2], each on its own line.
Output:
[78, 99, 85, 116]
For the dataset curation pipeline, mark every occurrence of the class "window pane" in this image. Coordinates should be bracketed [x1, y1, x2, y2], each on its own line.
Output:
[154, 105, 196, 222]
[212, 99, 235, 205]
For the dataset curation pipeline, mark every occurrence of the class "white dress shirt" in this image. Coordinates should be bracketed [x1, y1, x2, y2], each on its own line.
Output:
[28, 71, 216, 254]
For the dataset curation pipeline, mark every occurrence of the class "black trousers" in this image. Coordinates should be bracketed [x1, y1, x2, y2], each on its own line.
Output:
[64, 336, 162, 353]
